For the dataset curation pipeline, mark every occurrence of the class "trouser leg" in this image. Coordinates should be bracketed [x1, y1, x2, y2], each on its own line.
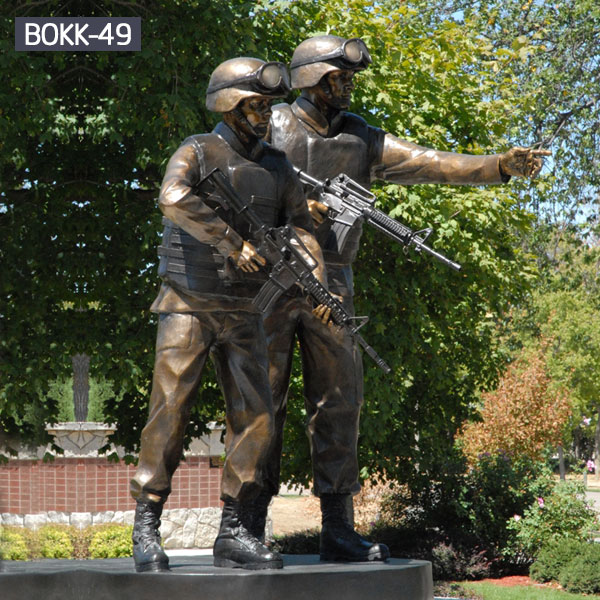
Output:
[298, 297, 363, 497]
[130, 313, 212, 503]
[211, 311, 275, 502]
[263, 294, 363, 498]
[262, 296, 301, 497]
[210, 311, 283, 570]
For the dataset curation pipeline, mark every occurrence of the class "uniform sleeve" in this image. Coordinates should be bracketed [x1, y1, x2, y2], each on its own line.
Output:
[158, 141, 243, 256]
[370, 131, 509, 186]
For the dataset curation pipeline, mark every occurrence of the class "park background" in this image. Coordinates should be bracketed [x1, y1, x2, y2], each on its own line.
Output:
[1, 0, 600, 597]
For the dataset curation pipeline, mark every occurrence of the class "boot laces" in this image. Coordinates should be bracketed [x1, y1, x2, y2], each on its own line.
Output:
[135, 503, 162, 547]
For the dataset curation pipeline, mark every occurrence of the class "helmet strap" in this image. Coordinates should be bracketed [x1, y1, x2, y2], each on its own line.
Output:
[229, 104, 259, 142]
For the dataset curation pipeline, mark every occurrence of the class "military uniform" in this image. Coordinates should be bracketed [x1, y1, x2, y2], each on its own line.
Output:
[130, 121, 314, 506]
[265, 94, 508, 498]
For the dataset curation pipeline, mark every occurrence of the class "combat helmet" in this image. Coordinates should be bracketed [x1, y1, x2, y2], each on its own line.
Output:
[290, 35, 372, 89]
[206, 57, 290, 112]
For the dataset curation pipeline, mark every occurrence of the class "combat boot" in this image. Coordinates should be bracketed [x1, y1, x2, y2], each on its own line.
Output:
[319, 493, 390, 562]
[245, 488, 272, 542]
[132, 499, 170, 573]
[213, 500, 283, 570]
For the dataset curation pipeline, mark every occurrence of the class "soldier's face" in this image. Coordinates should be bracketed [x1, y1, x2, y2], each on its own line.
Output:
[322, 70, 355, 109]
[239, 96, 273, 138]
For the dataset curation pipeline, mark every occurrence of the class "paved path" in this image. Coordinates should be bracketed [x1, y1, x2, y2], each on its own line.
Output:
[270, 494, 321, 536]
[587, 490, 600, 511]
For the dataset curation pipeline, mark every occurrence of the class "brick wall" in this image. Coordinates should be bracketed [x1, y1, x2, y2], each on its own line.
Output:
[0, 455, 222, 514]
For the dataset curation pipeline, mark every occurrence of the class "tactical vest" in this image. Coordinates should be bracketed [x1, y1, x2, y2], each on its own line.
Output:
[270, 103, 374, 268]
[157, 134, 283, 300]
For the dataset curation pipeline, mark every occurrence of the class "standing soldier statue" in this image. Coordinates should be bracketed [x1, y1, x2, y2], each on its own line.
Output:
[129, 57, 326, 572]
[258, 35, 550, 562]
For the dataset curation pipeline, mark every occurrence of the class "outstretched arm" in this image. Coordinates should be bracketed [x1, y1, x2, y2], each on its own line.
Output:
[374, 132, 550, 185]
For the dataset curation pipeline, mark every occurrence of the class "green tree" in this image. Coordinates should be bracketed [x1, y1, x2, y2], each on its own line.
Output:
[502, 233, 600, 465]
[0, 1, 542, 490]
[0, 0, 261, 451]
[446, 0, 600, 231]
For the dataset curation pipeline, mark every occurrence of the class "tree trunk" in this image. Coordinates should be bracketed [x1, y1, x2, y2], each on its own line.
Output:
[595, 408, 600, 481]
[558, 445, 566, 481]
[72, 353, 90, 422]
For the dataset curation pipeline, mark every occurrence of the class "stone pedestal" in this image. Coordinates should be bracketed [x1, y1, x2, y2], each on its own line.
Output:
[0, 554, 433, 600]
[46, 422, 116, 455]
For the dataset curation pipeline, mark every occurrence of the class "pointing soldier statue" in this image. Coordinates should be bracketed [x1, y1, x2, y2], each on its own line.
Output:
[129, 56, 326, 572]
[257, 35, 550, 562]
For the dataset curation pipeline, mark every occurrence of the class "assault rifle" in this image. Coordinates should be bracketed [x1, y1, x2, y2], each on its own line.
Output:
[203, 168, 391, 374]
[293, 167, 462, 272]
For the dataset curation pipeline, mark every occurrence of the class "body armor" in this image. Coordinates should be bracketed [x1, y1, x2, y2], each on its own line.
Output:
[270, 101, 384, 296]
[157, 132, 285, 300]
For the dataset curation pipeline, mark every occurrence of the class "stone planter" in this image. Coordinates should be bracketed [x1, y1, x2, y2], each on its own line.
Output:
[46, 422, 117, 456]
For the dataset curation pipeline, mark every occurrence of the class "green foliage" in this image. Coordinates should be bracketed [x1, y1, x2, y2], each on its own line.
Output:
[0, 524, 132, 560]
[48, 378, 76, 423]
[530, 539, 586, 584]
[506, 481, 597, 560]
[559, 544, 600, 595]
[453, 0, 600, 231]
[463, 581, 590, 600]
[501, 235, 600, 460]
[1, 0, 586, 494]
[375, 452, 551, 572]
[0, 0, 257, 451]
[46, 376, 116, 423]
[272, 528, 320, 555]
[38, 525, 74, 559]
[455, 455, 553, 556]
[88, 524, 133, 559]
[0, 527, 29, 561]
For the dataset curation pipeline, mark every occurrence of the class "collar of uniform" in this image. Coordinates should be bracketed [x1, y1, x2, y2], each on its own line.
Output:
[213, 121, 264, 161]
[292, 97, 345, 138]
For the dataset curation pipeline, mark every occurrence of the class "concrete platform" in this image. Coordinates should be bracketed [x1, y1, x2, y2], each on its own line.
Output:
[0, 554, 433, 600]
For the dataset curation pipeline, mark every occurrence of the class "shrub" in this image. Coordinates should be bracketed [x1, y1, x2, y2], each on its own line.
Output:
[457, 453, 553, 556]
[431, 542, 492, 581]
[529, 538, 585, 583]
[38, 525, 74, 559]
[506, 480, 597, 560]
[378, 451, 552, 572]
[272, 528, 320, 555]
[434, 582, 484, 600]
[559, 544, 600, 594]
[70, 527, 95, 559]
[88, 524, 133, 558]
[0, 527, 29, 560]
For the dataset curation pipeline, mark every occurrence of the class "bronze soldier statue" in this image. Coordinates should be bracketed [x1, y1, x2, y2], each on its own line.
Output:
[129, 56, 326, 572]
[258, 35, 550, 562]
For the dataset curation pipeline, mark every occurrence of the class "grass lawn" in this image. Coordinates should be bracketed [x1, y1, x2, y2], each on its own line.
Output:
[461, 582, 591, 600]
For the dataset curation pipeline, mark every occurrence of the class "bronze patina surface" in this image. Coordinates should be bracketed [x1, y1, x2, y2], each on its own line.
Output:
[130, 57, 324, 572]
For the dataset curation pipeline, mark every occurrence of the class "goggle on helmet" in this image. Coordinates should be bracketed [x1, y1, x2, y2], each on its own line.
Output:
[207, 62, 290, 96]
[291, 38, 372, 71]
